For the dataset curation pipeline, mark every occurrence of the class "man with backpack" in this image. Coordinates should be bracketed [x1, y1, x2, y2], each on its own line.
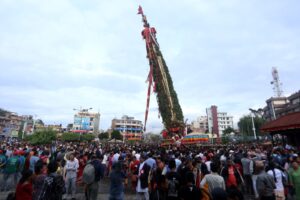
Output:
[83, 154, 104, 200]
[166, 159, 181, 200]
[37, 161, 65, 200]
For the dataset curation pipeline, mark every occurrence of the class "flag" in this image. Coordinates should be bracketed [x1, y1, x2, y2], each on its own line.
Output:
[138, 5, 143, 15]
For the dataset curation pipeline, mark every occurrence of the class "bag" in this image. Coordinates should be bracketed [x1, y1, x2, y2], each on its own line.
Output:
[38, 174, 65, 200]
[83, 163, 95, 184]
[167, 177, 179, 197]
[281, 172, 288, 186]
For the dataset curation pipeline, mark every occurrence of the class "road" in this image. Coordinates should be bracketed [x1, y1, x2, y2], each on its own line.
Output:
[0, 177, 136, 200]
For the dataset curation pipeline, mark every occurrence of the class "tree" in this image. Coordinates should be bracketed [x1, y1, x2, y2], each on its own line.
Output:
[99, 132, 109, 140]
[238, 115, 266, 137]
[61, 132, 95, 141]
[223, 127, 235, 135]
[111, 130, 123, 140]
[61, 132, 80, 141]
[81, 134, 95, 141]
[26, 129, 57, 145]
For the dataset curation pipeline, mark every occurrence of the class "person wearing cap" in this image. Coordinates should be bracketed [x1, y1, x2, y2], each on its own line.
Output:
[136, 153, 150, 200]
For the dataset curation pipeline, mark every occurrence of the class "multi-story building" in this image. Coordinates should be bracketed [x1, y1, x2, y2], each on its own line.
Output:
[72, 110, 100, 134]
[206, 105, 234, 137]
[0, 109, 23, 137]
[111, 115, 143, 141]
[263, 91, 300, 121]
[191, 116, 208, 132]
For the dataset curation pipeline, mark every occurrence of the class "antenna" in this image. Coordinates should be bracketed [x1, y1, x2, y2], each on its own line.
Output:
[270, 67, 283, 97]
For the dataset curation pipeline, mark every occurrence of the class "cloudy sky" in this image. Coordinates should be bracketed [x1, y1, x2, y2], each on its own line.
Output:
[1, 0, 299, 132]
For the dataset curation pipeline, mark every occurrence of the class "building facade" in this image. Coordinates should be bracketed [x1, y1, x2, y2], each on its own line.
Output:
[0, 109, 23, 137]
[72, 110, 100, 134]
[206, 106, 234, 137]
[263, 91, 300, 121]
[111, 115, 143, 141]
[191, 116, 208, 132]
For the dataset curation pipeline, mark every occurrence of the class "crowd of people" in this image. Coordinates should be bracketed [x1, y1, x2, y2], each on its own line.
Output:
[0, 137, 300, 200]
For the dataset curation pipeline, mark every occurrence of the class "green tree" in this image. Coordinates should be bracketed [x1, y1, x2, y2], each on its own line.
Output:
[26, 129, 57, 145]
[81, 134, 95, 141]
[99, 132, 109, 140]
[238, 115, 266, 137]
[61, 132, 80, 141]
[223, 127, 235, 135]
[111, 130, 123, 140]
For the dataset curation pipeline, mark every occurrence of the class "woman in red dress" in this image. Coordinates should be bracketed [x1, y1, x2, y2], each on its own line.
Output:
[15, 169, 33, 200]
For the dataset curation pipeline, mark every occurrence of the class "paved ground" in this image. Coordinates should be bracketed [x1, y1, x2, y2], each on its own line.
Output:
[0, 176, 135, 200]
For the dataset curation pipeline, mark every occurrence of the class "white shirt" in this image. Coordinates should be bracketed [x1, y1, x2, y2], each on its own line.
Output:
[112, 153, 120, 163]
[135, 153, 141, 161]
[267, 169, 285, 191]
[205, 161, 212, 172]
[102, 154, 108, 165]
[136, 162, 148, 193]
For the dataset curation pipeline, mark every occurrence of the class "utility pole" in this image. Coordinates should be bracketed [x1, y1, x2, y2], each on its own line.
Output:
[249, 109, 257, 140]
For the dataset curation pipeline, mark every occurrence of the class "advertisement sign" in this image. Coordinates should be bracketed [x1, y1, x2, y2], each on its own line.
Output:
[74, 116, 91, 130]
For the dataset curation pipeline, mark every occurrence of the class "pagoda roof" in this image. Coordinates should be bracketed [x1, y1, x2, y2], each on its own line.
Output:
[261, 112, 300, 133]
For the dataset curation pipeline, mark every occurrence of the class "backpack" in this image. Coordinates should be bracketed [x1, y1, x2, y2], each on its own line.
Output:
[83, 163, 95, 184]
[38, 174, 65, 200]
[168, 177, 179, 197]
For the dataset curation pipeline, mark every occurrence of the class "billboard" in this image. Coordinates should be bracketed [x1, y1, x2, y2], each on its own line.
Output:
[74, 116, 90, 130]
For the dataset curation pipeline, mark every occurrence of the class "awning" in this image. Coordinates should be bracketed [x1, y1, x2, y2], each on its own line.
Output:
[261, 112, 300, 133]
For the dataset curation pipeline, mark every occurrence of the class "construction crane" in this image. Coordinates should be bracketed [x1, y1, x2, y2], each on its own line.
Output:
[138, 6, 185, 140]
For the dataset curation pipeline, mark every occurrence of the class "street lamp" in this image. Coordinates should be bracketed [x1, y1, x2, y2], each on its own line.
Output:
[249, 108, 257, 140]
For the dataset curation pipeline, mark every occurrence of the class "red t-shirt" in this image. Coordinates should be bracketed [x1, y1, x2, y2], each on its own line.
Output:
[16, 182, 33, 200]
[227, 166, 237, 187]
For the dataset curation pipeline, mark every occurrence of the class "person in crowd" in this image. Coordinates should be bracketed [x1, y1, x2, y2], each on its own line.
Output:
[241, 152, 254, 195]
[256, 161, 276, 200]
[64, 153, 79, 200]
[267, 161, 286, 200]
[29, 150, 40, 172]
[109, 162, 127, 200]
[85, 154, 104, 200]
[32, 160, 46, 200]
[289, 160, 300, 200]
[38, 161, 65, 200]
[150, 156, 168, 200]
[179, 171, 202, 200]
[130, 155, 140, 191]
[220, 158, 243, 191]
[166, 159, 181, 200]
[200, 162, 225, 193]
[15, 169, 33, 200]
[2, 150, 20, 191]
[136, 153, 151, 200]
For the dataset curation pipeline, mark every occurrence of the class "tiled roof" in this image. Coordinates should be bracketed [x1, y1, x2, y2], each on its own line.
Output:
[261, 112, 300, 132]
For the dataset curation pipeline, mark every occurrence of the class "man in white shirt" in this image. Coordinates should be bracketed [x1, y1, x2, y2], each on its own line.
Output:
[136, 153, 150, 200]
[112, 150, 120, 164]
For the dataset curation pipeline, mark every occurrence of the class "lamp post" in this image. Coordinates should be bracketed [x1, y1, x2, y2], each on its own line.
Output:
[249, 109, 257, 140]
